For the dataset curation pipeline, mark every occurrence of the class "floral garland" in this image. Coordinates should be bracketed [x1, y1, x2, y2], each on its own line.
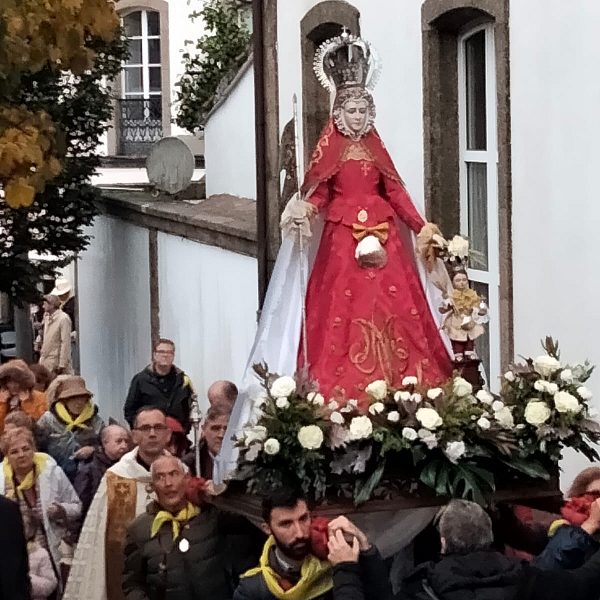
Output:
[235, 339, 600, 505]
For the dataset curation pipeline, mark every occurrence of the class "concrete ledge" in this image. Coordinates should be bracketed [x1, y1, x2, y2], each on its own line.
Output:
[98, 189, 257, 258]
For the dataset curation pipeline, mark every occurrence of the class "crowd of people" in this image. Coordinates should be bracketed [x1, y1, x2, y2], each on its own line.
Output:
[2, 332, 600, 599]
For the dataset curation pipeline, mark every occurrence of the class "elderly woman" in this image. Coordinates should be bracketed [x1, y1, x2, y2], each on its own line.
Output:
[0, 427, 81, 589]
[37, 376, 104, 482]
[0, 360, 48, 433]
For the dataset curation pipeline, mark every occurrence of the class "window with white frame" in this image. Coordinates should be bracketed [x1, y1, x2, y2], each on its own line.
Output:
[458, 23, 500, 387]
[119, 10, 163, 155]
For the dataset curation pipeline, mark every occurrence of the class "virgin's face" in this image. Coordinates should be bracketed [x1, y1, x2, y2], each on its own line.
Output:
[453, 273, 469, 291]
[342, 99, 368, 134]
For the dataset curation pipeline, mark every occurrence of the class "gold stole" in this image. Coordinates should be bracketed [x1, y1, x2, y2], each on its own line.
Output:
[105, 471, 140, 600]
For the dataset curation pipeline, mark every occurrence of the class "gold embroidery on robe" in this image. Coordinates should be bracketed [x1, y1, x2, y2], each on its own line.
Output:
[105, 472, 139, 600]
[341, 142, 374, 163]
[349, 310, 409, 383]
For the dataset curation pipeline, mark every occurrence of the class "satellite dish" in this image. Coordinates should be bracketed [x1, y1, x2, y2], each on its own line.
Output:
[146, 137, 195, 195]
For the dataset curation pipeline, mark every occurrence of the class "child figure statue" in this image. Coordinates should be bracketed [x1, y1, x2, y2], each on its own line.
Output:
[439, 269, 489, 362]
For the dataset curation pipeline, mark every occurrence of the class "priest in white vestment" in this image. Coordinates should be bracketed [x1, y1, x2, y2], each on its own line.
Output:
[63, 407, 172, 600]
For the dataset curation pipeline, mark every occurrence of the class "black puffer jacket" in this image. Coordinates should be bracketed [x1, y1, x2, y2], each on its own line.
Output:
[122, 502, 232, 600]
[74, 447, 116, 520]
[124, 366, 194, 432]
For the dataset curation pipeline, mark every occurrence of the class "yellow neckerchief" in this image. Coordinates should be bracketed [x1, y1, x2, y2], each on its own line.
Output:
[151, 503, 200, 540]
[3, 453, 48, 500]
[54, 400, 95, 431]
[242, 536, 333, 600]
[452, 288, 481, 313]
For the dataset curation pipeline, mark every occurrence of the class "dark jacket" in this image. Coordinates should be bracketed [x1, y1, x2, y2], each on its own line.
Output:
[36, 403, 104, 482]
[124, 366, 194, 432]
[396, 548, 600, 600]
[533, 524, 600, 570]
[0, 495, 31, 600]
[74, 447, 116, 520]
[122, 502, 232, 600]
[233, 546, 391, 600]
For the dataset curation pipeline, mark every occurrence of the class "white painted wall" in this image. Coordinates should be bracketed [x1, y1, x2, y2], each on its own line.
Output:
[204, 65, 257, 199]
[157, 233, 258, 412]
[277, 0, 425, 210]
[510, 1, 600, 489]
[78, 216, 152, 421]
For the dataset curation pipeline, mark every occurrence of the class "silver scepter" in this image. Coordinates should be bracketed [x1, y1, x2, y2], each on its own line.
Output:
[189, 394, 202, 478]
[292, 93, 309, 370]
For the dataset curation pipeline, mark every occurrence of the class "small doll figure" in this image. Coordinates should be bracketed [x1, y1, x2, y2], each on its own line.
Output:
[439, 269, 489, 362]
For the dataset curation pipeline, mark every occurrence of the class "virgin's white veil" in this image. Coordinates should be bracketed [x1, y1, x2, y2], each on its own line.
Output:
[214, 207, 453, 483]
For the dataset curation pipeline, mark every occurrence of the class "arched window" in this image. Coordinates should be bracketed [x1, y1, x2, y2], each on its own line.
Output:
[422, 0, 511, 387]
[107, 0, 170, 157]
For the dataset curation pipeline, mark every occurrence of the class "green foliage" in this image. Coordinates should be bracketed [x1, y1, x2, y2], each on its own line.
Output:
[175, 0, 251, 132]
[0, 31, 127, 303]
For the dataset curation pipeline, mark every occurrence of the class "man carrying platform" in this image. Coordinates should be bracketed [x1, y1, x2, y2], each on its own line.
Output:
[233, 487, 390, 600]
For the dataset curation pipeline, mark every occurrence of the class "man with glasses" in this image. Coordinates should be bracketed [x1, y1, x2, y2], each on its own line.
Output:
[124, 338, 195, 432]
[64, 408, 172, 600]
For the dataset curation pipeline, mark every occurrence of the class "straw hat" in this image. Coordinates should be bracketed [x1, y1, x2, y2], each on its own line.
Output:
[56, 377, 92, 402]
[51, 277, 72, 298]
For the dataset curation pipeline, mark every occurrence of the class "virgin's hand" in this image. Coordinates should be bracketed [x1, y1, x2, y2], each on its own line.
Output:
[328, 530, 360, 564]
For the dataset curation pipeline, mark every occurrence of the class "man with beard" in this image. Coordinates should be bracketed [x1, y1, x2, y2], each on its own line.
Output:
[233, 487, 390, 600]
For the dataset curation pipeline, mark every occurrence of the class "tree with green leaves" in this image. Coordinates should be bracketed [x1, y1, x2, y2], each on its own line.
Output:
[0, 0, 127, 303]
[175, 0, 252, 133]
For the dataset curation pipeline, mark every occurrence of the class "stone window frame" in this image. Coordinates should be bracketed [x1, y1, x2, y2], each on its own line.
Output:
[300, 1, 361, 166]
[107, 0, 171, 156]
[422, 0, 513, 371]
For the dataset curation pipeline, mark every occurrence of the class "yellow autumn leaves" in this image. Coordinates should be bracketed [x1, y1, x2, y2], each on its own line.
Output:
[0, 0, 121, 208]
[0, 108, 62, 208]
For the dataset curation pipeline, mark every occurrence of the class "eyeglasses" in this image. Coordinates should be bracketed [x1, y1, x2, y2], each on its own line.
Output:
[135, 424, 168, 433]
[154, 350, 174, 356]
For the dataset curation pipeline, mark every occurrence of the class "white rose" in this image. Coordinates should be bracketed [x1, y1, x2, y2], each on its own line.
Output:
[427, 388, 443, 400]
[448, 235, 469, 259]
[395, 391, 411, 402]
[402, 427, 418, 440]
[495, 406, 515, 429]
[270, 375, 296, 398]
[349, 416, 373, 441]
[578, 386, 593, 401]
[276, 397, 290, 409]
[476, 390, 494, 404]
[560, 369, 573, 383]
[554, 391, 581, 414]
[492, 400, 505, 412]
[402, 376, 418, 386]
[244, 425, 267, 445]
[297, 425, 324, 450]
[533, 355, 561, 378]
[411, 393, 423, 404]
[418, 429, 438, 449]
[547, 383, 558, 395]
[444, 440, 466, 464]
[263, 438, 280, 455]
[534, 380, 545, 393]
[347, 399, 358, 409]
[369, 402, 385, 415]
[504, 371, 516, 382]
[340, 406, 353, 413]
[307, 392, 325, 406]
[366, 380, 388, 400]
[524, 401, 552, 426]
[453, 377, 473, 398]
[328, 400, 339, 411]
[330, 411, 345, 425]
[244, 444, 261, 461]
[416, 407, 443, 430]
[387, 411, 400, 423]
[477, 417, 491, 430]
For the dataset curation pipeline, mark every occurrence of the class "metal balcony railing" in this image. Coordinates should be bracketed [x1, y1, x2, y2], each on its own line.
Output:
[117, 98, 163, 156]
